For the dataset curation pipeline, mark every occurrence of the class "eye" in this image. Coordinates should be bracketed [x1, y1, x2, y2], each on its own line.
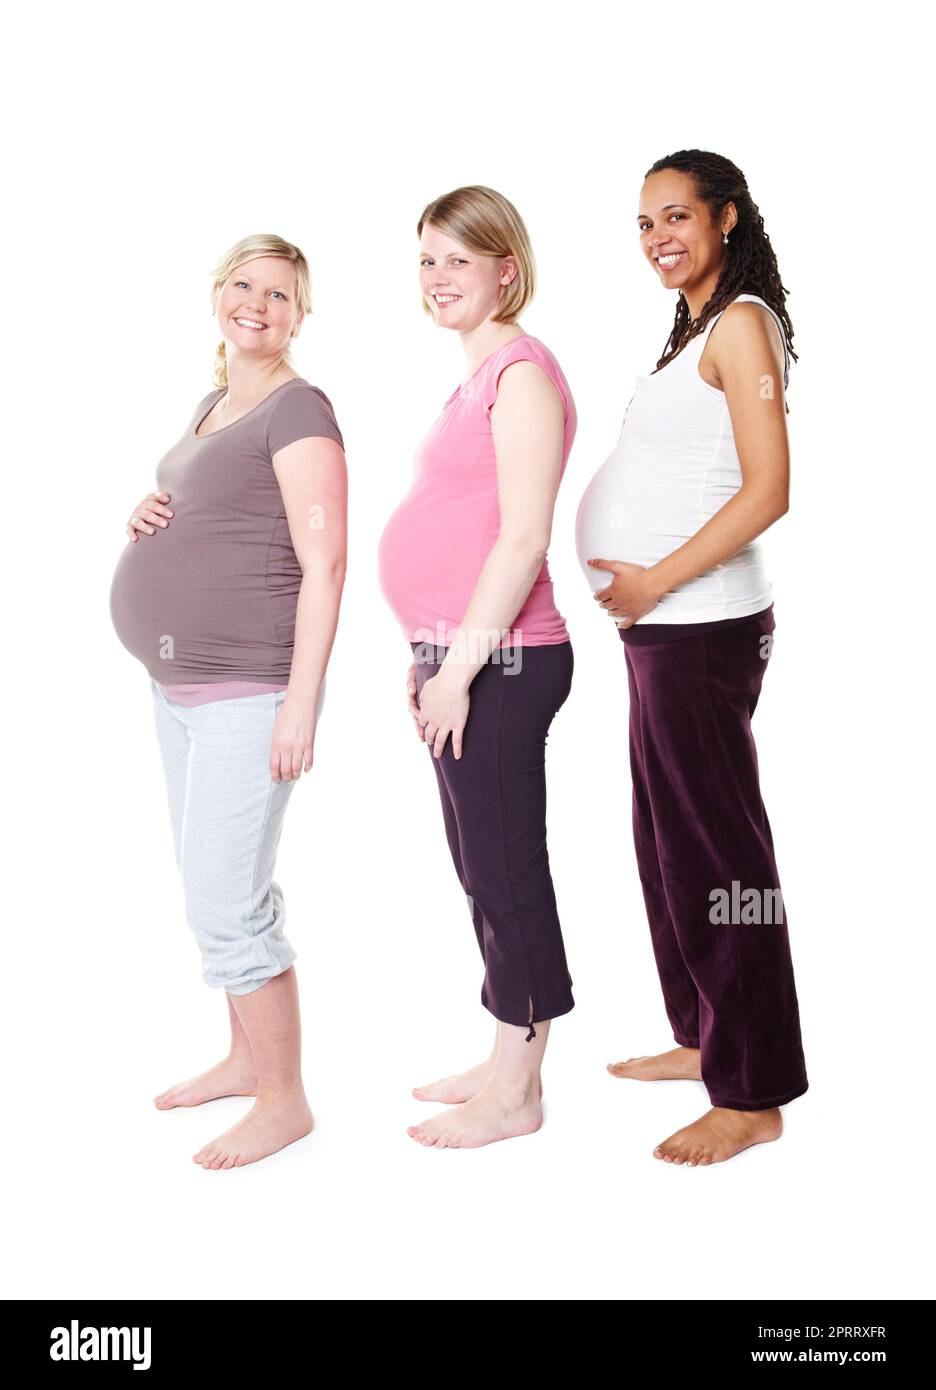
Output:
[271, 290, 286, 299]
[669, 213, 686, 222]
[234, 280, 249, 288]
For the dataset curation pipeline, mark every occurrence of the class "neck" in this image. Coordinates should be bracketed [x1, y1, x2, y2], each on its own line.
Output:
[459, 319, 527, 377]
[223, 357, 297, 404]
[683, 267, 725, 321]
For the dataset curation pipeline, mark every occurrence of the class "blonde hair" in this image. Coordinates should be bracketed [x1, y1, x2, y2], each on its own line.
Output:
[417, 185, 536, 322]
[209, 234, 313, 389]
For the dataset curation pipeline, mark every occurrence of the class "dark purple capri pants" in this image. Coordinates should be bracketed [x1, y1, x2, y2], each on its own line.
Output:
[621, 607, 808, 1110]
[411, 641, 575, 1035]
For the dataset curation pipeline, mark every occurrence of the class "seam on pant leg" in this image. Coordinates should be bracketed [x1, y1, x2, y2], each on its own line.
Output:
[493, 662, 538, 1030]
[700, 631, 753, 1105]
[631, 650, 700, 1043]
[177, 714, 195, 890]
[246, 696, 288, 980]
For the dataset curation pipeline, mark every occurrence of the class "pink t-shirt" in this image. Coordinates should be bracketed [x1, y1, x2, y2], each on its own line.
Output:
[378, 335, 576, 647]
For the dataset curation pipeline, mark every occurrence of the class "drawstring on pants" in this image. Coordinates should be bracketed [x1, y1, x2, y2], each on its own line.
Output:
[525, 1021, 537, 1042]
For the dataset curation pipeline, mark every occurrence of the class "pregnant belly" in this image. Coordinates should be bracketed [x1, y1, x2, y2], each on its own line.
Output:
[575, 466, 769, 616]
[378, 502, 478, 634]
[110, 528, 297, 676]
[574, 468, 685, 594]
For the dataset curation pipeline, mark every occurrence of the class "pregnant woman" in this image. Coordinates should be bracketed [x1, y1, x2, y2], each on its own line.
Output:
[110, 233, 347, 1169]
[576, 150, 808, 1166]
[378, 185, 577, 1149]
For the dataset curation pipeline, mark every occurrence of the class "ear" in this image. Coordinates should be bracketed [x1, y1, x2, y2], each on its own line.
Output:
[500, 254, 518, 286]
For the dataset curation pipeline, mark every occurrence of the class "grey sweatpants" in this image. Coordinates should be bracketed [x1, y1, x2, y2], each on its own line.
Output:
[150, 680, 321, 995]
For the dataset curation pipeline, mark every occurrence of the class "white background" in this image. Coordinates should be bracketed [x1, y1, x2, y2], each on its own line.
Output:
[3, 0, 931, 1302]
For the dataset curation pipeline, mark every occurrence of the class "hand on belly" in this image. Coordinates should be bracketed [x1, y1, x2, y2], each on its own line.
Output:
[586, 558, 663, 630]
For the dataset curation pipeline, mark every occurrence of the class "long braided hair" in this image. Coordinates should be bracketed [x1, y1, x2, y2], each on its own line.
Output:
[646, 150, 796, 385]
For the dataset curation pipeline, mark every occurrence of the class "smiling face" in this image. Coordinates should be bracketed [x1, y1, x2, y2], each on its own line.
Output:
[638, 170, 736, 303]
[213, 256, 302, 359]
[418, 223, 517, 330]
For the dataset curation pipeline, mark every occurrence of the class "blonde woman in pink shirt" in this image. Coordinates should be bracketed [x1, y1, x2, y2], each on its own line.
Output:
[378, 185, 578, 1149]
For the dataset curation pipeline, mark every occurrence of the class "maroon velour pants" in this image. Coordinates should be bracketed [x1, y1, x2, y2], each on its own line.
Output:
[622, 608, 808, 1110]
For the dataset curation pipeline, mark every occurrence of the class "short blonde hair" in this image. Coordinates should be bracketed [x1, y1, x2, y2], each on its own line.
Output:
[417, 185, 536, 322]
[209, 234, 313, 389]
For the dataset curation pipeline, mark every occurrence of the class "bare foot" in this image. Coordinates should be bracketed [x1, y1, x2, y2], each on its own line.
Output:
[407, 1083, 542, 1149]
[154, 1056, 257, 1109]
[653, 1106, 782, 1166]
[413, 1060, 542, 1105]
[192, 1092, 313, 1169]
[607, 1046, 702, 1082]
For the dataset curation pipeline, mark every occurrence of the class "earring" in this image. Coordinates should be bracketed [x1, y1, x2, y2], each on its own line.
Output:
[723, 233, 729, 245]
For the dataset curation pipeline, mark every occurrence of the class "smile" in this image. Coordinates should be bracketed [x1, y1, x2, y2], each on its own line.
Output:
[656, 252, 687, 270]
[233, 317, 268, 330]
[433, 294, 462, 305]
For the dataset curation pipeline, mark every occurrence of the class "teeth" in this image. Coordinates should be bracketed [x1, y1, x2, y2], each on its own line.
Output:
[434, 295, 461, 303]
[235, 318, 266, 329]
[657, 253, 685, 269]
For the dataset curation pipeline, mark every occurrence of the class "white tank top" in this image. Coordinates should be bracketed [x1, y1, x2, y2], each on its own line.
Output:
[575, 293, 791, 623]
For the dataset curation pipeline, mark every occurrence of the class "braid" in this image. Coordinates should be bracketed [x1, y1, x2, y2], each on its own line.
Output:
[645, 149, 797, 378]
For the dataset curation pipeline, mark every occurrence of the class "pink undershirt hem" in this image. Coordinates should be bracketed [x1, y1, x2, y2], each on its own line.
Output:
[157, 680, 289, 708]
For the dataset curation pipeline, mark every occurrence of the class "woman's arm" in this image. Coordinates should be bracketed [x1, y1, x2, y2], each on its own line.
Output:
[417, 360, 565, 758]
[591, 302, 790, 627]
[270, 435, 348, 780]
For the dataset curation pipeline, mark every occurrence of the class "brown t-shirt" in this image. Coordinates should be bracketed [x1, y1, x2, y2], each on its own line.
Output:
[110, 378, 344, 682]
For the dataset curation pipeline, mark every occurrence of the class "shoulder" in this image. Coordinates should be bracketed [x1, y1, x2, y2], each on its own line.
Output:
[267, 379, 344, 454]
[191, 386, 222, 416]
[713, 299, 785, 361]
[274, 379, 341, 417]
[484, 338, 570, 417]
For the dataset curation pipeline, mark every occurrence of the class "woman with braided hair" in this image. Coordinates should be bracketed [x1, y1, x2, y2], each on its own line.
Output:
[576, 149, 808, 1165]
